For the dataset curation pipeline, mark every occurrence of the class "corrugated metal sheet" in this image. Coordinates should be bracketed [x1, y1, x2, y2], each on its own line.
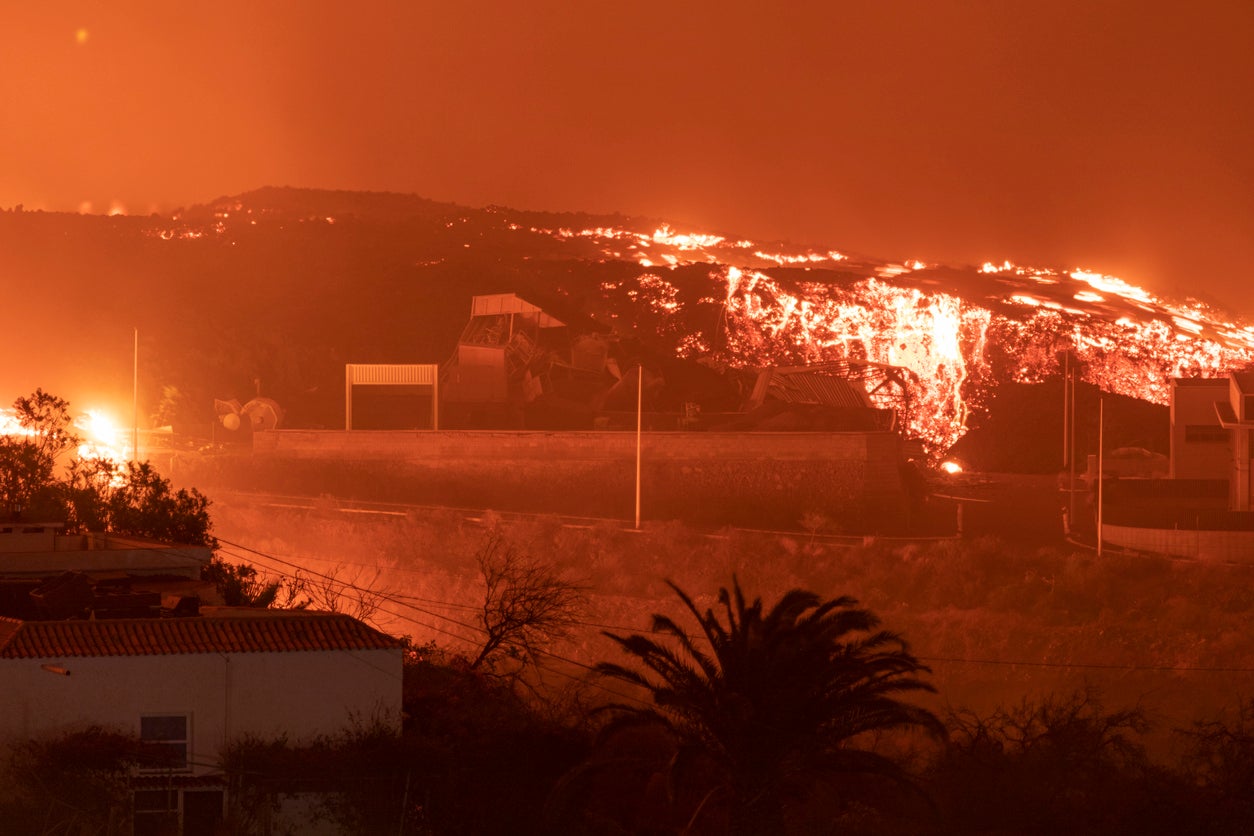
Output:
[470, 294, 564, 327]
[472, 293, 539, 316]
[346, 364, 439, 385]
[752, 368, 872, 409]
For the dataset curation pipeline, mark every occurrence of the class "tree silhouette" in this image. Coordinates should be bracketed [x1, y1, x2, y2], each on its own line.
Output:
[0, 389, 80, 519]
[470, 531, 585, 674]
[66, 458, 216, 548]
[564, 579, 941, 834]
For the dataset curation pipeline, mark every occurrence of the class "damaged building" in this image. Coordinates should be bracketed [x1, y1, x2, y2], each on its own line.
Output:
[436, 293, 915, 434]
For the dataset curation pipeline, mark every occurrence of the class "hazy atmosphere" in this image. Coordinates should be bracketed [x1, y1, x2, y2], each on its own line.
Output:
[4, 4, 1254, 835]
[3, 1, 1252, 313]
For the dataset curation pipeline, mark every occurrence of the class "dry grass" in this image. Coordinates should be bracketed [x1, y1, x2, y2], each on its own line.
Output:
[209, 497, 1254, 754]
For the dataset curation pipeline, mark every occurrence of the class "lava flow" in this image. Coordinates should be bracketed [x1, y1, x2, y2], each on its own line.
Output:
[563, 219, 1254, 455]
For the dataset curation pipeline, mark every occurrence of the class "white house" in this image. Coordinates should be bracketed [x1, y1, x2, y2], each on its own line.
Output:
[0, 607, 403, 834]
[0, 523, 212, 579]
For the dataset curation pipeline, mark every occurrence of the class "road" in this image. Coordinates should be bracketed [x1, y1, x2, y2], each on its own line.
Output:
[207, 489, 960, 547]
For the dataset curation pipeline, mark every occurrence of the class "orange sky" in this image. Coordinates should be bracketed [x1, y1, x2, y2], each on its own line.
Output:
[2, 1, 1251, 313]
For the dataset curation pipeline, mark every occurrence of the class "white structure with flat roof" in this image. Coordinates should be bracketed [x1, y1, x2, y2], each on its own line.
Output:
[1213, 371, 1254, 511]
[1168, 371, 1254, 512]
[1170, 377, 1232, 479]
[0, 524, 212, 579]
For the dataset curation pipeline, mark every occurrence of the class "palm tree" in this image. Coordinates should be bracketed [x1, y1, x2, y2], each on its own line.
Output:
[578, 578, 941, 834]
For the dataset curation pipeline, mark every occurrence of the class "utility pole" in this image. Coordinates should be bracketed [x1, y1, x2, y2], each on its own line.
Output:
[132, 327, 139, 463]
[635, 364, 643, 529]
[1063, 352, 1070, 470]
[1097, 397, 1104, 557]
[1067, 354, 1078, 527]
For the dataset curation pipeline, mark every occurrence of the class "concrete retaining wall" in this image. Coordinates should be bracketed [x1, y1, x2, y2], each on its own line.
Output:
[1103, 523, 1254, 563]
[195, 430, 908, 530]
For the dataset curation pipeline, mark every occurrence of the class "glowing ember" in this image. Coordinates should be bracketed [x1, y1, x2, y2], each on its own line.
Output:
[652, 224, 725, 251]
[941, 460, 963, 474]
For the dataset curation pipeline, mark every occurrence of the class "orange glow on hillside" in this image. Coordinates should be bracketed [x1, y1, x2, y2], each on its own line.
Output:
[583, 219, 1254, 455]
[712, 267, 992, 452]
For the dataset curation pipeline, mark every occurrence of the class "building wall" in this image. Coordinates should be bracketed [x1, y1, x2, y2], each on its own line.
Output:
[1226, 376, 1254, 511]
[0, 544, 210, 579]
[253, 428, 896, 465]
[1236, 428, 1253, 512]
[0, 648, 402, 773]
[1169, 379, 1230, 479]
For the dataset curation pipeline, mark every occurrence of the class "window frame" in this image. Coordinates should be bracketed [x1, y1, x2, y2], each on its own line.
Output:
[1184, 424, 1229, 444]
[138, 713, 192, 773]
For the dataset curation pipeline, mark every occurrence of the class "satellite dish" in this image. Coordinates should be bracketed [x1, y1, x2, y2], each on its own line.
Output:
[241, 397, 283, 431]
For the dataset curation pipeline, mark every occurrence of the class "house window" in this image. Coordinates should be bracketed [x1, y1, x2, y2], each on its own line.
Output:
[1185, 424, 1228, 444]
[133, 789, 179, 836]
[140, 715, 189, 771]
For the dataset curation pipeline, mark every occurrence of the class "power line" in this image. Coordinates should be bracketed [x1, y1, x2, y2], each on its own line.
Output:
[211, 540, 712, 639]
[919, 655, 1254, 674]
[211, 539, 1254, 680]
[214, 539, 653, 707]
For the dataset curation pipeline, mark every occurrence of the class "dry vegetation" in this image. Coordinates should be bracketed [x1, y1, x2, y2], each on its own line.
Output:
[210, 496, 1254, 754]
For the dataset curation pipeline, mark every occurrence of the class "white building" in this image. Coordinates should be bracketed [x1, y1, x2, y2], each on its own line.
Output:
[0, 523, 212, 579]
[1169, 377, 1232, 479]
[0, 608, 403, 834]
[1170, 371, 1254, 511]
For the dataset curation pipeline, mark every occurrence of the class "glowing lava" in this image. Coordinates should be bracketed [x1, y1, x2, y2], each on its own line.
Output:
[711, 267, 993, 452]
[542, 215, 1254, 455]
[151, 203, 1254, 458]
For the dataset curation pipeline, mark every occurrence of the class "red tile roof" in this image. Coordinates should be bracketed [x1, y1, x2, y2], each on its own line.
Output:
[0, 613, 401, 658]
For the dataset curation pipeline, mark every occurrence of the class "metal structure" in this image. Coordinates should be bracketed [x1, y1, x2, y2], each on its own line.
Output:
[442, 294, 568, 405]
[741, 360, 914, 432]
[345, 363, 439, 430]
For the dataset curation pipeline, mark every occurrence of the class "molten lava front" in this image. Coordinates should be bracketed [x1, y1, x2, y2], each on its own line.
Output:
[549, 220, 1254, 455]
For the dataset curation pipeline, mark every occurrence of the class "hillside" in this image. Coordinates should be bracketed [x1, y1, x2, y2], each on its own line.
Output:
[1, 187, 1248, 467]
